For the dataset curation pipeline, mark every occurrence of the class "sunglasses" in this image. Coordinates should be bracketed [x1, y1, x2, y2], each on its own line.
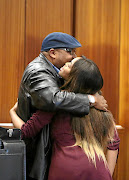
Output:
[58, 48, 76, 55]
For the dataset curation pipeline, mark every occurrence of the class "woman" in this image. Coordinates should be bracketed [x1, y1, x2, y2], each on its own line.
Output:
[10, 56, 120, 180]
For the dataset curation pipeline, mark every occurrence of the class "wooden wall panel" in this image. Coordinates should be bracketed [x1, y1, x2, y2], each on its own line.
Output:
[124, 130, 129, 179]
[25, 0, 73, 65]
[119, 0, 129, 128]
[75, 0, 120, 121]
[119, 0, 129, 179]
[113, 128, 126, 180]
[0, 0, 25, 122]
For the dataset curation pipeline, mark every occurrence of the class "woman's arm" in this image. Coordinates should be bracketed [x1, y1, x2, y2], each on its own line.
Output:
[10, 102, 54, 138]
[106, 128, 120, 176]
[106, 149, 118, 176]
[10, 102, 25, 129]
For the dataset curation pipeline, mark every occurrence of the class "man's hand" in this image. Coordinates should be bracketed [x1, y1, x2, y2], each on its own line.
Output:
[89, 93, 108, 111]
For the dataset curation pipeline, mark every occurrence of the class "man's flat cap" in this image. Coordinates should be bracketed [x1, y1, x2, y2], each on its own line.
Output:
[41, 32, 81, 51]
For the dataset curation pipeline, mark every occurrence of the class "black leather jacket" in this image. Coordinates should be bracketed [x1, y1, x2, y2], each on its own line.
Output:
[17, 53, 90, 179]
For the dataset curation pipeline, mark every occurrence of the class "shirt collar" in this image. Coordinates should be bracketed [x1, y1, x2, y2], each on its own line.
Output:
[48, 61, 59, 73]
[49, 62, 62, 78]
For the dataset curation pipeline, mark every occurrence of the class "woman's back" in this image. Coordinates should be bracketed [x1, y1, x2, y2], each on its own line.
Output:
[48, 112, 115, 180]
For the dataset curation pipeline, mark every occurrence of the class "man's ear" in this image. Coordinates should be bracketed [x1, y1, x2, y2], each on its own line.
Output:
[49, 48, 56, 58]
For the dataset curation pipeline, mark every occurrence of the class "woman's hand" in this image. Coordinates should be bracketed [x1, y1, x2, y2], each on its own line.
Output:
[10, 102, 18, 112]
[10, 102, 24, 129]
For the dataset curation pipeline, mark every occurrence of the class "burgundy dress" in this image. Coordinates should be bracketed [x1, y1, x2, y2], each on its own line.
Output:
[21, 111, 120, 180]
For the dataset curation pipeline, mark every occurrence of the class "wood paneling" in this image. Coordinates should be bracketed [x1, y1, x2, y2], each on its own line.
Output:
[119, 0, 129, 179]
[124, 130, 129, 179]
[113, 129, 129, 180]
[75, 0, 120, 121]
[119, 0, 129, 128]
[0, 0, 25, 122]
[25, 0, 73, 65]
[113, 128, 126, 180]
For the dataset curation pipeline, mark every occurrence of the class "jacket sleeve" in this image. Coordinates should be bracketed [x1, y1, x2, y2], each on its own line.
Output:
[26, 66, 90, 116]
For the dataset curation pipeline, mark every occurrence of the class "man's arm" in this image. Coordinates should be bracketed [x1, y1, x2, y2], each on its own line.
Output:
[10, 102, 54, 138]
[25, 68, 89, 115]
[28, 70, 107, 115]
[18, 60, 107, 117]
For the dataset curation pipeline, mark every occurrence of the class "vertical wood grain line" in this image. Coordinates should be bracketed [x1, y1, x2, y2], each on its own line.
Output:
[72, 0, 76, 37]
[118, 0, 121, 125]
[24, 0, 27, 69]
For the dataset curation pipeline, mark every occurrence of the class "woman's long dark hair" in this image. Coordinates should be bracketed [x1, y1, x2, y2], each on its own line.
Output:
[62, 56, 115, 166]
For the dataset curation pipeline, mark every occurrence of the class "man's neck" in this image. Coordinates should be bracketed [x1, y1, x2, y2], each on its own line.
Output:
[41, 52, 53, 64]
[40, 52, 60, 74]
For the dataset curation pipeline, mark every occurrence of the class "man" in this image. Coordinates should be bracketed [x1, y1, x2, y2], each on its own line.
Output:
[17, 32, 107, 179]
